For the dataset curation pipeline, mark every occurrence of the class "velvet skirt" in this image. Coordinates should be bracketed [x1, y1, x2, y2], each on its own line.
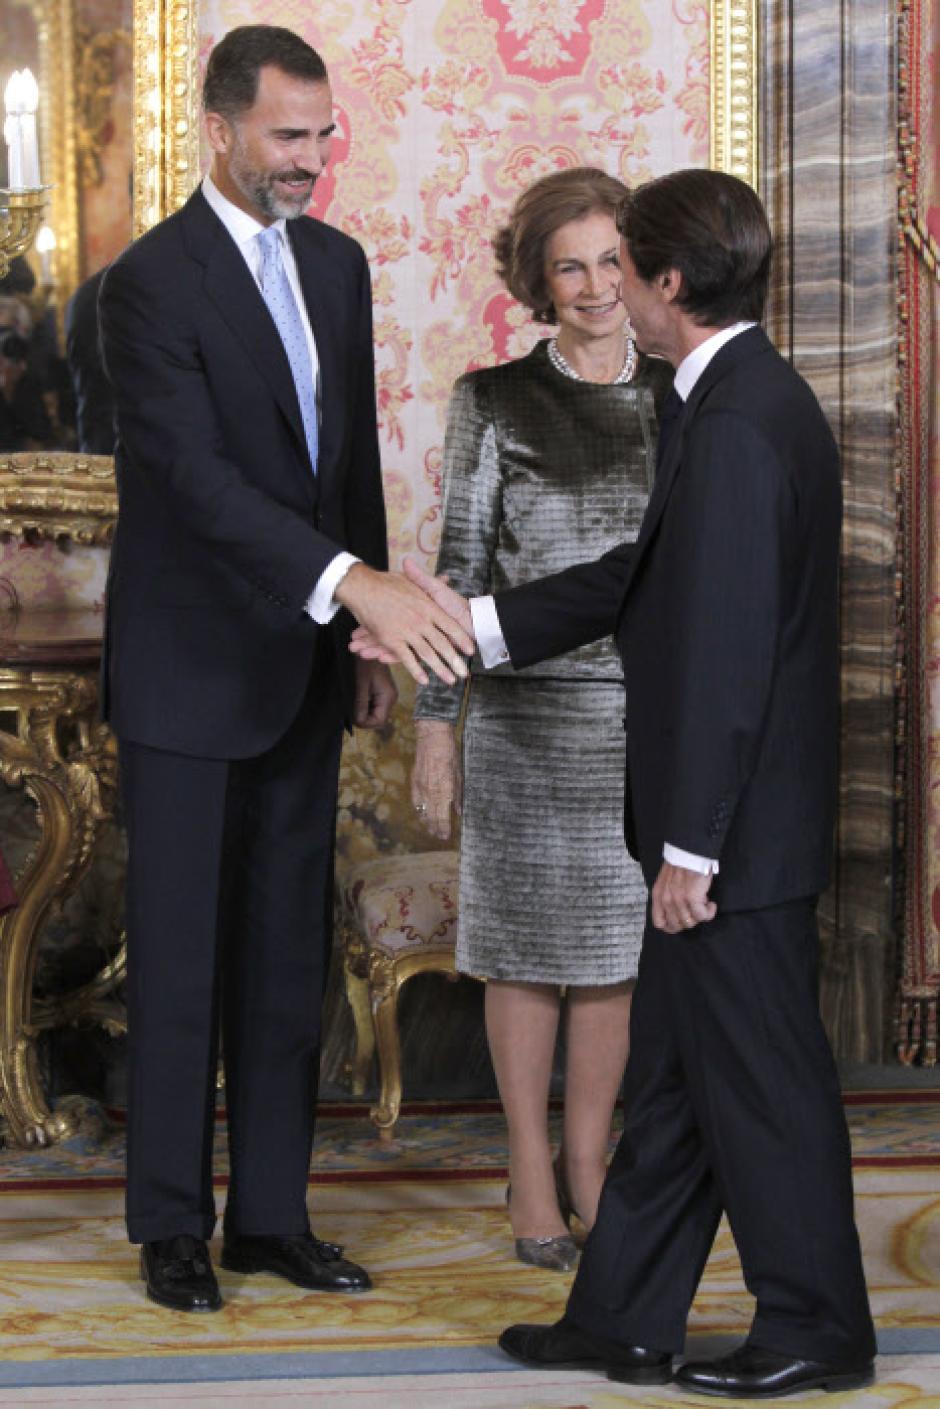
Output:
[457, 674, 647, 984]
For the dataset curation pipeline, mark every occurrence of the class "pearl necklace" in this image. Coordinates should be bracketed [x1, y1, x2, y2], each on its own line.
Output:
[547, 334, 638, 386]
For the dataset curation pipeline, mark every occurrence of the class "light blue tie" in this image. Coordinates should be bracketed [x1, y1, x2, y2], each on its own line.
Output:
[256, 225, 318, 473]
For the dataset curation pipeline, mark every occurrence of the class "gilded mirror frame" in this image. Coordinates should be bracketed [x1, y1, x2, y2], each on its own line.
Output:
[132, 0, 758, 236]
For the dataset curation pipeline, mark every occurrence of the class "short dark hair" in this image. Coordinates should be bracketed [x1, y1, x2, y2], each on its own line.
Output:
[618, 169, 772, 326]
[494, 167, 630, 324]
[203, 25, 328, 120]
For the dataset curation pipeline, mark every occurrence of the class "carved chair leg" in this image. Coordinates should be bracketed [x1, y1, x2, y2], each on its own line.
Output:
[343, 948, 376, 1097]
[0, 778, 93, 1146]
[369, 964, 403, 1142]
[0, 691, 117, 1148]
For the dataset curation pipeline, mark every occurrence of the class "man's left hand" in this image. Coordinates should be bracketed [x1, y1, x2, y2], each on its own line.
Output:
[354, 658, 398, 729]
[651, 861, 717, 933]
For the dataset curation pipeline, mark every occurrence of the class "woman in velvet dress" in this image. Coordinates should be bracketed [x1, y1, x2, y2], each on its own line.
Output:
[412, 168, 670, 1270]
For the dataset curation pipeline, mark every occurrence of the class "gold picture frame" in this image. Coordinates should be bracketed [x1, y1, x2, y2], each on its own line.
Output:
[132, 0, 760, 235]
[710, 0, 759, 187]
[131, 0, 198, 237]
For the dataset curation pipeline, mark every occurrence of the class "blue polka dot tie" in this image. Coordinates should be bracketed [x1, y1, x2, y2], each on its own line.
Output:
[257, 225, 319, 474]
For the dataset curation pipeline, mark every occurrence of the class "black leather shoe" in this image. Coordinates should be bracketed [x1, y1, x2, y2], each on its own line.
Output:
[220, 1230, 372, 1292]
[139, 1235, 222, 1313]
[498, 1317, 672, 1385]
[675, 1344, 875, 1398]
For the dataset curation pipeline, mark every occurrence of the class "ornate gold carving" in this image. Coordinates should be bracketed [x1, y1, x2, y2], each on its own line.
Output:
[75, 26, 131, 188]
[32, 935, 127, 1036]
[0, 455, 118, 1146]
[710, 0, 759, 187]
[367, 947, 458, 1139]
[132, 0, 199, 236]
[0, 187, 48, 281]
[0, 453, 116, 545]
[0, 668, 118, 1146]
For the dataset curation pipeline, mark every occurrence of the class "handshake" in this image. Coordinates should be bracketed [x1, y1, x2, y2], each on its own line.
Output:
[335, 556, 478, 686]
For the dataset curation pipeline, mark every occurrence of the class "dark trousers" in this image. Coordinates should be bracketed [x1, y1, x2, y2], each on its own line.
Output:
[119, 666, 343, 1244]
[567, 900, 876, 1364]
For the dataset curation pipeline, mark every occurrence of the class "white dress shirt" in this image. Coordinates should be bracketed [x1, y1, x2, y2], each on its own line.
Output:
[470, 321, 756, 875]
[201, 174, 356, 624]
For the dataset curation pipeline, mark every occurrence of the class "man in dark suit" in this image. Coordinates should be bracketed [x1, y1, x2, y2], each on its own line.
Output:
[358, 170, 876, 1396]
[99, 24, 470, 1314]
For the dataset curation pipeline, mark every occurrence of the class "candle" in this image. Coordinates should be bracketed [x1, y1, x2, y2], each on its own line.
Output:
[19, 69, 40, 188]
[4, 72, 24, 190]
[36, 224, 55, 283]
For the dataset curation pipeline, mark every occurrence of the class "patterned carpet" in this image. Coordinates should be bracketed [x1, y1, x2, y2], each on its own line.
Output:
[0, 1095, 937, 1403]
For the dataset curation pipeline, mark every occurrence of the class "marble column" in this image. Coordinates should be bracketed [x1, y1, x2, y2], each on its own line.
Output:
[761, 1, 899, 1059]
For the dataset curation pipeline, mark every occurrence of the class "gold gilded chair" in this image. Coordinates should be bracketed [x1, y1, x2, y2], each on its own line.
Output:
[338, 849, 460, 1140]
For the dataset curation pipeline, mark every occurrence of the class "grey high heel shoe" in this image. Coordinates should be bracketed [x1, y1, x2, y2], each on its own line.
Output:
[506, 1181, 579, 1272]
[514, 1233, 579, 1271]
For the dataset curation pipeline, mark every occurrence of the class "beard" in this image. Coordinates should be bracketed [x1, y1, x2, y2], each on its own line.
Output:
[229, 139, 317, 222]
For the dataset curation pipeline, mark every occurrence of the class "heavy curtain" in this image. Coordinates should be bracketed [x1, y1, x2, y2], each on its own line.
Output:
[897, 0, 940, 1062]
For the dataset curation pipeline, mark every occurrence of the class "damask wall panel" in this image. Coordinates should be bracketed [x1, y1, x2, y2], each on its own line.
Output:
[197, 0, 709, 572]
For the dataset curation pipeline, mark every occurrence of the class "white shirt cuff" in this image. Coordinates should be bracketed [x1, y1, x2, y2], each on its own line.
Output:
[663, 843, 719, 876]
[470, 595, 511, 668]
[306, 552, 360, 624]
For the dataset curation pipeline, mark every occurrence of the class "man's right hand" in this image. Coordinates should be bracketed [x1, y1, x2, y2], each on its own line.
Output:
[401, 557, 473, 637]
[335, 562, 474, 686]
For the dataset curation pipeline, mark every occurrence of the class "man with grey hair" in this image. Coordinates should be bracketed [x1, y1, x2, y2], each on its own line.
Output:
[100, 24, 470, 1314]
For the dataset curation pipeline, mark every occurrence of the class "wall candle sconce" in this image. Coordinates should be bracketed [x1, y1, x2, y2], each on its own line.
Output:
[1, 69, 49, 281]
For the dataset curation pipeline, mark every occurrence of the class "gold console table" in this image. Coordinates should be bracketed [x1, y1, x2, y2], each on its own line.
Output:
[0, 454, 120, 1147]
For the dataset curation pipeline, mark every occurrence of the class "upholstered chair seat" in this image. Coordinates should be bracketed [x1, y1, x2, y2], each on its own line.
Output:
[338, 850, 459, 1139]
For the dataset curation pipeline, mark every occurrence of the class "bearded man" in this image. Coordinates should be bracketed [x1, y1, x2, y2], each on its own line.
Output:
[99, 24, 469, 1312]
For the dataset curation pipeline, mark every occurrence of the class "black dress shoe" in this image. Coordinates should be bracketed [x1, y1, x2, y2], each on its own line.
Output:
[498, 1317, 672, 1385]
[140, 1235, 222, 1313]
[675, 1343, 875, 1398]
[220, 1230, 372, 1292]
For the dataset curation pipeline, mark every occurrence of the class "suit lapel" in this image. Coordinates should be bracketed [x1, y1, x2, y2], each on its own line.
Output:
[289, 219, 341, 494]
[181, 192, 315, 496]
[614, 326, 773, 618]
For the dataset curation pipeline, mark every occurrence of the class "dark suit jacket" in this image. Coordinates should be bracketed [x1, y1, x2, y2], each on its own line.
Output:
[495, 327, 841, 913]
[65, 267, 117, 455]
[99, 189, 388, 758]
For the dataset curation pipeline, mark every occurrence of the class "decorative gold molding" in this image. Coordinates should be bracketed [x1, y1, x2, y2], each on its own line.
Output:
[132, 0, 199, 236]
[0, 453, 117, 545]
[709, 0, 759, 188]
